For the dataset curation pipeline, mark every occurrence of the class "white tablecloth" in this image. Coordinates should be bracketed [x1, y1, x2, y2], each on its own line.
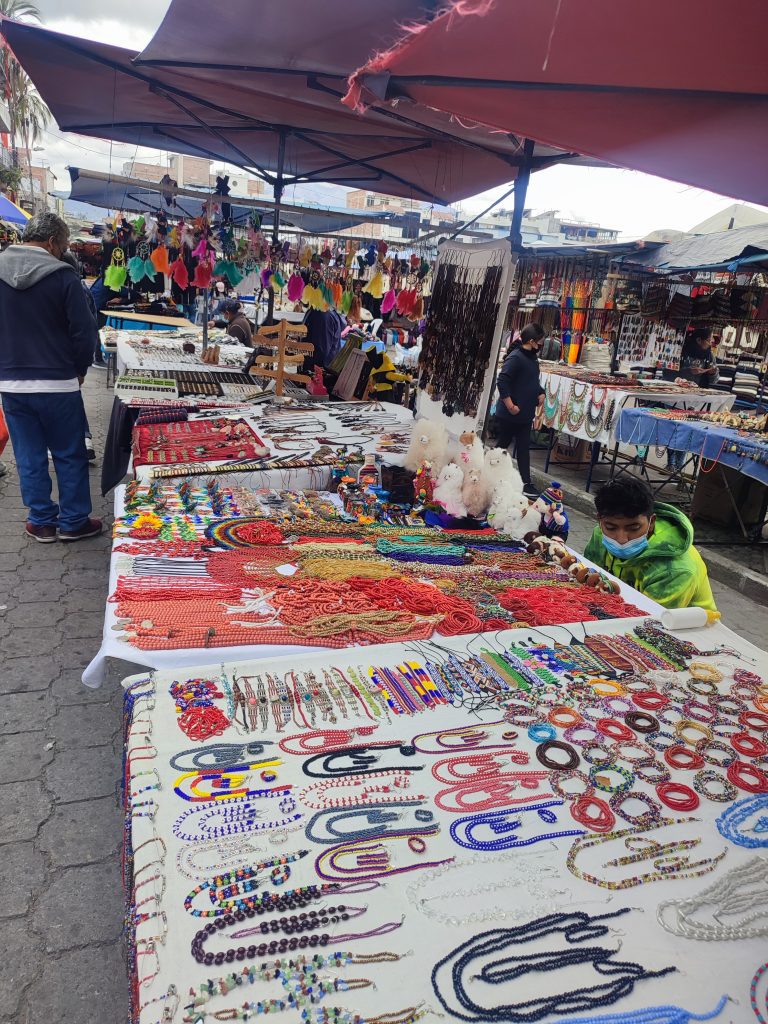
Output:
[540, 369, 736, 445]
[125, 615, 767, 1024]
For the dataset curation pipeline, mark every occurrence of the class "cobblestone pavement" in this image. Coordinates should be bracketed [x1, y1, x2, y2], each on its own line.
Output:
[0, 377, 766, 1022]
[0, 373, 129, 1024]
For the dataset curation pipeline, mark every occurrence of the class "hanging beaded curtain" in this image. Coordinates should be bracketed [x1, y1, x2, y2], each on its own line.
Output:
[418, 250, 505, 417]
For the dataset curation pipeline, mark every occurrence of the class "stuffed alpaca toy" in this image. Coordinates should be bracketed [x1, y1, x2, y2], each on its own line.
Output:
[498, 493, 542, 539]
[487, 477, 522, 523]
[404, 419, 448, 475]
[531, 481, 569, 541]
[462, 466, 488, 519]
[457, 430, 484, 473]
[482, 446, 524, 495]
[433, 463, 467, 518]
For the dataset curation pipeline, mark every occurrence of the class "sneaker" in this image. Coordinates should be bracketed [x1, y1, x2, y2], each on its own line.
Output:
[523, 485, 538, 499]
[92, 360, 108, 370]
[85, 436, 96, 462]
[58, 517, 103, 542]
[25, 522, 58, 543]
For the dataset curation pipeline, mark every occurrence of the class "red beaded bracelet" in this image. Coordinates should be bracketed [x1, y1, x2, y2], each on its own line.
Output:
[569, 794, 615, 833]
[731, 732, 768, 759]
[631, 690, 670, 712]
[726, 760, 768, 794]
[663, 744, 704, 771]
[739, 710, 768, 732]
[596, 718, 636, 742]
[656, 781, 699, 812]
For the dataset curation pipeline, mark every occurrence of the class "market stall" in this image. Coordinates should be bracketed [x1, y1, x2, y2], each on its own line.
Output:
[538, 367, 735, 490]
[112, 331, 249, 376]
[123, 614, 768, 1024]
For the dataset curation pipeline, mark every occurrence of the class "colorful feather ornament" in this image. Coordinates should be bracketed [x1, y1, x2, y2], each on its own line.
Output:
[170, 257, 189, 290]
[270, 269, 286, 290]
[381, 288, 396, 314]
[191, 258, 213, 289]
[348, 294, 361, 320]
[150, 245, 172, 276]
[299, 244, 312, 268]
[104, 247, 127, 290]
[127, 255, 146, 284]
[287, 272, 304, 303]
[191, 238, 210, 260]
[363, 269, 384, 299]
[341, 289, 353, 314]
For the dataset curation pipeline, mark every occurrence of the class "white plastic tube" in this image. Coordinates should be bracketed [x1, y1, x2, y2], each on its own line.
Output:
[659, 607, 708, 631]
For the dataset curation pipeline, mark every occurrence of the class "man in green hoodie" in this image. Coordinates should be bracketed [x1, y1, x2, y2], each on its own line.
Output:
[584, 478, 717, 612]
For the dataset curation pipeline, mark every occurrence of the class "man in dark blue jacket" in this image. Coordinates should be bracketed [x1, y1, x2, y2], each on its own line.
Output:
[493, 323, 546, 496]
[0, 212, 103, 542]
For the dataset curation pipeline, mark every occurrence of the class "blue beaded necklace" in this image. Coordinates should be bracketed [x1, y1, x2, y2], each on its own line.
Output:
[716, 794, 768, 848]
[555, 995, 730, 1023]
[430, 908, 675, 1022]
[449, 800, 584, 851]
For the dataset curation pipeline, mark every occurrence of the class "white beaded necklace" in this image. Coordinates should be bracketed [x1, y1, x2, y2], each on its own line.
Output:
[657, 856, 768, 940]
[405, 854, 566, 927]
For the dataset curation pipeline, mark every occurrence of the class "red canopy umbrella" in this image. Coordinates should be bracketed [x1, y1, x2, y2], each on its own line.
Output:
[2, 17, 593, 215]
[345, 0, 768, 205]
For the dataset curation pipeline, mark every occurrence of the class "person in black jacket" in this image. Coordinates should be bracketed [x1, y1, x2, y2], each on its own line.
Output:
[493, 323, 545, 496]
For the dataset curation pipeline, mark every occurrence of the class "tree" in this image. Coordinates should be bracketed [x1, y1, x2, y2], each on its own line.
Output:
[0, 0, 49, 205]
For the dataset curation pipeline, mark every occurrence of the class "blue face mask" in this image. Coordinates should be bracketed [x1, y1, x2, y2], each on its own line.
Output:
[601, 533, 649, 559]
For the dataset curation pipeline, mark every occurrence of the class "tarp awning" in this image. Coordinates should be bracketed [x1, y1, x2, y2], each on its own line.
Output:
[66, 167, 410, 235]
[618, 223, 768, 273]
[344, 0, 768, 205]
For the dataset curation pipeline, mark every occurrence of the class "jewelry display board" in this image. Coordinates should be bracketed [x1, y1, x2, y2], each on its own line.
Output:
[123, 616, 768, 1024]
[417, 239, 516, 437]
[115, 332, 249, 376]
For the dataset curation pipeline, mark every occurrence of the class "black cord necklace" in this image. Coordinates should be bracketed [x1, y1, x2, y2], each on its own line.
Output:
[301, 743, 420, 778]
[431, 908, 675, 1022]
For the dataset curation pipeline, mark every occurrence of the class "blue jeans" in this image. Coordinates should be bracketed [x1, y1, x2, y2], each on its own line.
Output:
[667, 448, 685, 472]
[2, 391, 92, 531]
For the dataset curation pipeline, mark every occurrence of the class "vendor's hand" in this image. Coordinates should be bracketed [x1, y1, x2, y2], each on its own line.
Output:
[537, 394, 545, 406]
[107, 298, 122, 306]
[77, 375, 85, 386]
[504, 397, 520, 415]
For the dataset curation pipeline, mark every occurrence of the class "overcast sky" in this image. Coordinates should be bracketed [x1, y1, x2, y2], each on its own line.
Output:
[33, 1, 768, 237]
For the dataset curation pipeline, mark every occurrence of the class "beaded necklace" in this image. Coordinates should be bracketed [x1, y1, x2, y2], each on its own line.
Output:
[430, 908, 675, 1023]
[406, 855, 565, 927]
[450, 800, 582, 851]
[567, 817, 727, 888]
[183, 950, 403, 1023]
[315, 826, 451, 881]
[716, 794, 768, 848]
[184, 851, 311, 917]
[304, 802, 433, 845]
[173, 790, 300, 842]
[657, 856, 768, 940]
[554, 996, 729, 1023]
[300, 744, 420, 779]
[298, 771, 421, 809]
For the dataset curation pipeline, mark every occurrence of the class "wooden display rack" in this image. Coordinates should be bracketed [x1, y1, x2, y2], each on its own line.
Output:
[247, 321, 314, 396]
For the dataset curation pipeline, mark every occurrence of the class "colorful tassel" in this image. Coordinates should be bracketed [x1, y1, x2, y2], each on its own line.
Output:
[191, 238, 209, 260]
[225, 262, 243, 288]
[191, 259, 213, 288]
[341, 290, 353, 314]
[381, 288, 396, 314]
[150, 245, 171, 276]
[127, 255, 147, 284]
[348, 295, 361, 320]
[271, 269, 285, 290]
[104, 264, 127, 290]
[364, 270, 384, 299]
[287, 273, 304, 303]
[170, 257, 189, 290]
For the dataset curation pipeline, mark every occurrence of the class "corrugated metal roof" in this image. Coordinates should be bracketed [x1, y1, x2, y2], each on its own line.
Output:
[619, 223, 768, 272]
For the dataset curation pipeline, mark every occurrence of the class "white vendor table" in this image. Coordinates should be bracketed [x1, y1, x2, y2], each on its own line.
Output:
[113, 331, 249, 376]
[539, 368, 735, 447]
[83, 486, 658, 688]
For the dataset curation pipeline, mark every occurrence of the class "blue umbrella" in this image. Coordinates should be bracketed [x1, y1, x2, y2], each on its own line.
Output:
[0, 193, 31, 226]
